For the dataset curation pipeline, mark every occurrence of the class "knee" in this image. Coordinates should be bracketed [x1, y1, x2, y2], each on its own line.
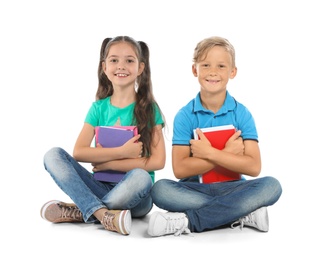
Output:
[151, 179, 171, 200]
[43, 147, 63, 166]
[264, 176, 282, 199]
[43, 147, 69, 174]
[127, 168, 153, 189]
[132, 168, 152, 182]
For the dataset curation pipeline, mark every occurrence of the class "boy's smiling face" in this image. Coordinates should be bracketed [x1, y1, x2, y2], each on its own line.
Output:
[192, 46, 237, 94]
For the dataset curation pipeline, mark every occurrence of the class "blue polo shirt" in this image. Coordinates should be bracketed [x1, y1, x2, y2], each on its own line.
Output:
[172, 91, 258, 146]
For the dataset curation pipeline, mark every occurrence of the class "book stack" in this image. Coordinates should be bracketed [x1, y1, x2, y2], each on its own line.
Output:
[93, 126, 138, 183]
[193, 124, 241, 184]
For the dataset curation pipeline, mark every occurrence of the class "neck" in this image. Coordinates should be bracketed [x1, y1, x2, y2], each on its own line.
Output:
[200, 91, 226, 113]
[111, 89, 136, 108]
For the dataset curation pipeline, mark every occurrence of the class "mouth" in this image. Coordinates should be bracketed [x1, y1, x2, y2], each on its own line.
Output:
[206, 79, 220, 84]
[115, 73, 129, 77]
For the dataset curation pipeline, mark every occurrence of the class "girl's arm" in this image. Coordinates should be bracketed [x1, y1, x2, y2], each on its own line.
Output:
[172, 130, 261, 179]
[73, 123, 143, 163]
[92, 124, 166, 172]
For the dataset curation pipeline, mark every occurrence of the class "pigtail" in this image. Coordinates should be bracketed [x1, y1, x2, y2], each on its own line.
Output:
[134, 40, 160, 157]
[96, 38, 113, 100]
[93, 36, 164, 157]
[137, 41, 151, 88]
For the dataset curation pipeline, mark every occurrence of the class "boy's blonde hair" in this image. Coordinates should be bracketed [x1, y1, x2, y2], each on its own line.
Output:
[193, 36, 236, 67]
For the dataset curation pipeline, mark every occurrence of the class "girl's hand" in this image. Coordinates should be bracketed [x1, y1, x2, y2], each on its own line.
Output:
[122, 134, 143, 158]
[92, 161, 108, 172]
[92, 135, 143, 171]
[96, 134, 143, 159]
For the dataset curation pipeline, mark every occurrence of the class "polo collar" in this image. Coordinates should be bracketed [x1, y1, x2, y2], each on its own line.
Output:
[193, 91, 236, 115]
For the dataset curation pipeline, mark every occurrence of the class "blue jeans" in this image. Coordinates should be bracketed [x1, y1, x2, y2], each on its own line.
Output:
[151, 176, 282, 232]
[43, 147, 153, 223]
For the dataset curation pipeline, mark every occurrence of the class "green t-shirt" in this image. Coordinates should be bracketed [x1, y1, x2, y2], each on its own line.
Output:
[84, 96, 164, 182]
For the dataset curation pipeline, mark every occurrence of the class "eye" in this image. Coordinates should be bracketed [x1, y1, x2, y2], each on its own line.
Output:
[109, 58, 118, 63]
[127, 59, 135, 63]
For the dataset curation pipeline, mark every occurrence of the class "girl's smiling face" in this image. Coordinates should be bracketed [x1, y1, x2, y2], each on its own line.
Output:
[102, 42, 144, 89]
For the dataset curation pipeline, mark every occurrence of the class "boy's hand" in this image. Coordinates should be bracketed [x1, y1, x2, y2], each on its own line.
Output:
[223, 130, 244, 155]
[190, 129, 244, 159]
[189, 128, 212, 159]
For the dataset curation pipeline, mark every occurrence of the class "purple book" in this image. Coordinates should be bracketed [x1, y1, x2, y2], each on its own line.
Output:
[93, 126, 138, 183]
[93, 170, 126, 183]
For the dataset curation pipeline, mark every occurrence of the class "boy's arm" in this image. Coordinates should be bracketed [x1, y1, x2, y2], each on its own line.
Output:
[172, 145, 214, 179]
[172, 130, 261, 179]
[205, 139, 262, 177]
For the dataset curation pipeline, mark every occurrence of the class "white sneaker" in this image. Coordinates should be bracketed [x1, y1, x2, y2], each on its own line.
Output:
[148, 212, 191, 237]
[231, 207, 269, 232]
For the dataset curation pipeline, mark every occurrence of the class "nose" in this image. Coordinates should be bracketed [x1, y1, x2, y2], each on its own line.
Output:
[209, 68, 217, 76]
[117, 60, 125, 70]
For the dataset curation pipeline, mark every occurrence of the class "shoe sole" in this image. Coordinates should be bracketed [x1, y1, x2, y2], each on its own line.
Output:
[258, 207, 269, 232]
[119, 210, 132, 235]
[147, 212, 159, 236]
[40, 200, 61, 221]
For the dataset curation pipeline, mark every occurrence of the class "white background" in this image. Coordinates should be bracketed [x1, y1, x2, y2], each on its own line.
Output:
[1, 0, 330, 259]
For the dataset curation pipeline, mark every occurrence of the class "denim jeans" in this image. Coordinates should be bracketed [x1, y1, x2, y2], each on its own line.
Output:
[43, 147, 153, 223]
[151, 176, 282, 232]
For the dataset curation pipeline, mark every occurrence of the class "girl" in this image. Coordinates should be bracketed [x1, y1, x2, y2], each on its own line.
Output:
[41, 36, 166, 235]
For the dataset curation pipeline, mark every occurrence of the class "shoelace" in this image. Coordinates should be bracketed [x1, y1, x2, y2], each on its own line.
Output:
[60, 204, 82, 221]
[231, 213, 255, 230]
[101, 211, 116, 231]
[165, 216, 191, 236]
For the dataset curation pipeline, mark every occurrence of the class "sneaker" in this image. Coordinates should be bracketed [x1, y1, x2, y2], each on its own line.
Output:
[40, 200, 83, 223]
[148, 211, 191, 237]
[101, 210, 131, 235]
[231, 207, 269, 232]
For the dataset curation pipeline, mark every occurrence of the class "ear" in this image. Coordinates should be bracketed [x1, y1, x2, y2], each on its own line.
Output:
[102, 61, 106, 73]
[138, 62, 145, 76]
[192, 64, 198, 77]
[230, 66, 237, 79]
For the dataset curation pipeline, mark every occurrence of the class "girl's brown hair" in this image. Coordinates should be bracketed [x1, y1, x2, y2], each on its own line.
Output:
[96, 36, 163, 157]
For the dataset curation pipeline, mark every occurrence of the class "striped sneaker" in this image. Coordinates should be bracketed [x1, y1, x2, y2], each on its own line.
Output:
[40, 200, 83, 223]
[101, 210, 131, 235]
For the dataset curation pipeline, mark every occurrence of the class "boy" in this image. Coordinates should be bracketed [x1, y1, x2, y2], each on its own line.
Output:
[148, 36, 282, 237]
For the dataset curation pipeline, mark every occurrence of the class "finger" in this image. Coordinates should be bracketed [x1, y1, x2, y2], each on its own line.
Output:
[196, 128, 207, 141]
[230, 130, 241, 141]
[132, 134, 141, 143]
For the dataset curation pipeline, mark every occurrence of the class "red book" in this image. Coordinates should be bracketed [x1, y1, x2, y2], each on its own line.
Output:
[93, 126, 138, 183]
[193, 125, 241, 184]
